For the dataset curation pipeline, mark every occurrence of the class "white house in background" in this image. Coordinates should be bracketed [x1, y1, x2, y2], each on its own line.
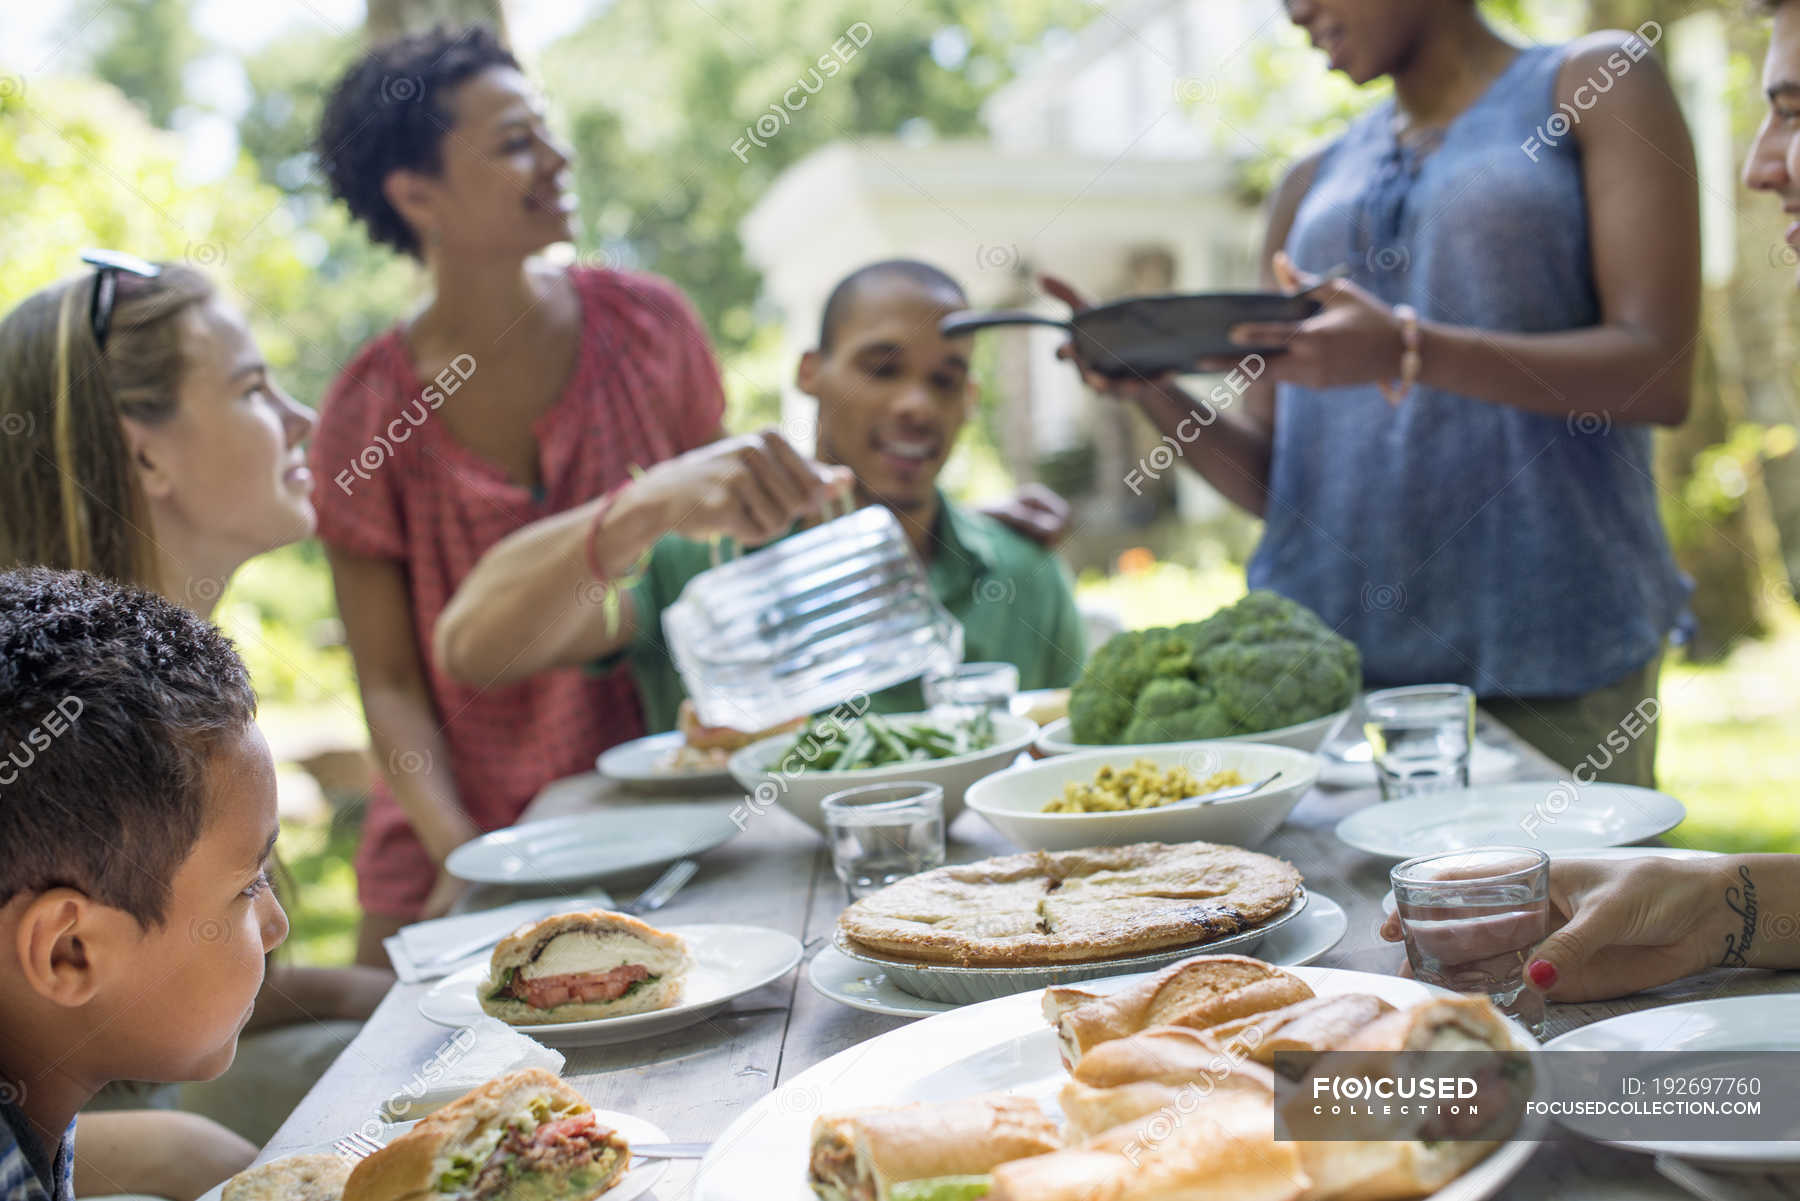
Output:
[741, 1, 1734, 526]
[740, 0, 1299, 524]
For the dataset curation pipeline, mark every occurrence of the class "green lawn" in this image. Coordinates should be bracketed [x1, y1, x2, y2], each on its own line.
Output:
[1659, 614, 1800, 854]
[275, 807, 364, 967]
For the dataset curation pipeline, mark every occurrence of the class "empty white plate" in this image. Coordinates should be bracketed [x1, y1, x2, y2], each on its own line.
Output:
[419, 923, 802, 1047]
[807, 891, 1352, 1019]
[1545, 996, 1800, 1166]
[201, 1110, 669, 1201]
[1335, 782, 1685, 860]
[446, 802, 742, 885]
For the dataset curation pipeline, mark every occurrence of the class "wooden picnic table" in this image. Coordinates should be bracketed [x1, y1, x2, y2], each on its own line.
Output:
[259, 713, 1800, 1199]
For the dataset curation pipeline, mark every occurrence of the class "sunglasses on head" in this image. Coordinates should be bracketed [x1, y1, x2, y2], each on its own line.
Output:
[80, 249, 161, 352]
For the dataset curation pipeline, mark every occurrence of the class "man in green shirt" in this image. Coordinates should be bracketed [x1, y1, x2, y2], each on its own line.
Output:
[628, 261, 1086, 729]
[433, 260, 1085, 732]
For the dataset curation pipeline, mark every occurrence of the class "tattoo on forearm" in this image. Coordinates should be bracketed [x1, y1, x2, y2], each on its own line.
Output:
[1721, 865, 1757, 969]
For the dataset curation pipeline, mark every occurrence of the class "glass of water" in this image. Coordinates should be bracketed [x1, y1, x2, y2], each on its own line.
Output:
[1363, 684, 1475, 799]
[820, 781, 947, 900]
[1391, 846, 1550, 1037]
[923, 662, 1020, 721]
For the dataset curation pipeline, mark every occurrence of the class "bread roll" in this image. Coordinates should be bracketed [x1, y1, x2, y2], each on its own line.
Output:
[221, 1154, 350, 1201]
[1046, 955, 1314, 1068]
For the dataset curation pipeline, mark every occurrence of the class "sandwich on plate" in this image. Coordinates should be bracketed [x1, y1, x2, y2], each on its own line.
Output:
[343, 1068, 629, 1201]
[221, 1153, 351, 1201]
[808, 1094, 1060, 1201]
[992, 1088, 1311, 1201]
[665, 698, 809, 770]
[480, 910, 690, 1026]
[1044, 954, 1314, 1068]
[1201, 993, 1397, 1076]
[1281, 997, 1530, 1201]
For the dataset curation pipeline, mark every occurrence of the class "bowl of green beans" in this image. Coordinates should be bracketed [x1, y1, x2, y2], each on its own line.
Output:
[726, 709, 1040, 836]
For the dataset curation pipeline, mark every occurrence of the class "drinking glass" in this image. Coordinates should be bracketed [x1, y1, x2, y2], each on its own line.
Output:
[820, 782, 946, 899]
[1391, 846, 1550, 1037]
[1363, 684, 1475, 799]
[923, 662, 1019, 721]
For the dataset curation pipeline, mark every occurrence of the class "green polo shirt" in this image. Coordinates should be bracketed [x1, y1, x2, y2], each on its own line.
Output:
[623, 494, 1087, 733]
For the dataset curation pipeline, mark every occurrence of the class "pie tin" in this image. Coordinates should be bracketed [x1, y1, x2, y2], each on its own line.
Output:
[831, 886, 1309, 1005]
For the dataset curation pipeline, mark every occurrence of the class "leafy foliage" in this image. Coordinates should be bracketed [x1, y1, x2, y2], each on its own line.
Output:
[536, 0, 1098, 355]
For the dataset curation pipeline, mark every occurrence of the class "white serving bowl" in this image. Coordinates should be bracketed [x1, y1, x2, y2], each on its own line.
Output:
[727, 711, 1038, 836]
[964, 741, 1321, 851]
[1034, 707, 1348, 757]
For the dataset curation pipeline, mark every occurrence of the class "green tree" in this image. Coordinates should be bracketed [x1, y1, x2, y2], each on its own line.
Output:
[537, 0, 1096, 357]
[66, 0, 203, 128]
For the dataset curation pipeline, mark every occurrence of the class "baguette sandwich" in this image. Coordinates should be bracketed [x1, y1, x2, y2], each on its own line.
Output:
[480, 910, 689, 1025]
[1059, 1026, 1282, 1141]
[343, 1068, 628, 1201]
[990, 1090, 1310, 1201]
[1044, 955, 1314, 1068]
[1201, 994, 1397, 1076]
[807, 1094, 1060, 1201]
[1286, 997, 1527, 1201]
[221, 1153, 351, 1201]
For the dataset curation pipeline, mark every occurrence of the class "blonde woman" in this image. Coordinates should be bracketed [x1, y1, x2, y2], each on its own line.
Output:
[0, 254, 389, 1195]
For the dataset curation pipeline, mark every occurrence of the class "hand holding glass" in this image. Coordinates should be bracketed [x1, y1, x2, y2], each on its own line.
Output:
[1391, 846, 1550, 1037]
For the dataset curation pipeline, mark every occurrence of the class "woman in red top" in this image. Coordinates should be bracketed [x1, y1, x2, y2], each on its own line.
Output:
[312, 27, 839, 960]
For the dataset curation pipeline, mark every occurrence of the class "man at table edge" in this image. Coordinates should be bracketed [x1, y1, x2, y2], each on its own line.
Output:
[434, 258, 1086, 726]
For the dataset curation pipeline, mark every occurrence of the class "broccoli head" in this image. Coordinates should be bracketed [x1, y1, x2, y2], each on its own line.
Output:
[1068, 590, 1362, 744]
[1199, 637, 1360, 733]
[1119, 677, 1234, 743]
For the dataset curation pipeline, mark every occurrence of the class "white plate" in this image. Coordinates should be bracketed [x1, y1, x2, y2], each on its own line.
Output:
[201, 1110, 669, 1201]
[695, 964, 1538, 1201]
[1544, 996, 1800, 1166]
[446, 802, 742, 885]
[808, 890, 1351, 1018]
[1335, 782, 1686, 860]
[1381, 846, 1719, 916]
[418, 924, 803, 1047]
[1318, 739, 1518, 789]
[598, 731, 736, 793]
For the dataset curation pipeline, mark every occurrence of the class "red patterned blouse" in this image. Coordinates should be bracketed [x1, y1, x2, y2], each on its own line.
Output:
[309, 267, 725, 918]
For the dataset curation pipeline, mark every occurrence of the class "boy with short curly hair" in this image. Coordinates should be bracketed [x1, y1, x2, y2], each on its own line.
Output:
[0, 567, 287, 1200]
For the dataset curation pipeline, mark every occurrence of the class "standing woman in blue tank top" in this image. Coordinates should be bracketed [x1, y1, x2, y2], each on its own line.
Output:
[1046, 0, 1698, 787]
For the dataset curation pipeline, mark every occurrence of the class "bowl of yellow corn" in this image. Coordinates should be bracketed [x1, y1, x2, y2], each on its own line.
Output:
[964, 741, 1318, 851]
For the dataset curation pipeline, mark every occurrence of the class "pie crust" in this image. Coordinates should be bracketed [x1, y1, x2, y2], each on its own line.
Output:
[837, 842, 1302, 967]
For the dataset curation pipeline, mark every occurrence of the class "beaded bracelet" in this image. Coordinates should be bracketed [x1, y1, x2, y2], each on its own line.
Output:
[584, 469, 652, 640]
[1378, 304, 1422, 406]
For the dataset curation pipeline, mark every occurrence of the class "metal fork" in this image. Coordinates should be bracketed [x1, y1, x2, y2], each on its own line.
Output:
[621, 858, 698, 915]
[332, 1129, 384, 1160]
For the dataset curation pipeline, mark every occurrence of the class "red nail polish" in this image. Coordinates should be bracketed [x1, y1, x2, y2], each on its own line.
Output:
[1528, 959, 1557, 990]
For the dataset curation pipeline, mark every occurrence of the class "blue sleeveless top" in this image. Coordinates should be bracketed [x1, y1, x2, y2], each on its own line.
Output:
[1246, 43, 1690, 698]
